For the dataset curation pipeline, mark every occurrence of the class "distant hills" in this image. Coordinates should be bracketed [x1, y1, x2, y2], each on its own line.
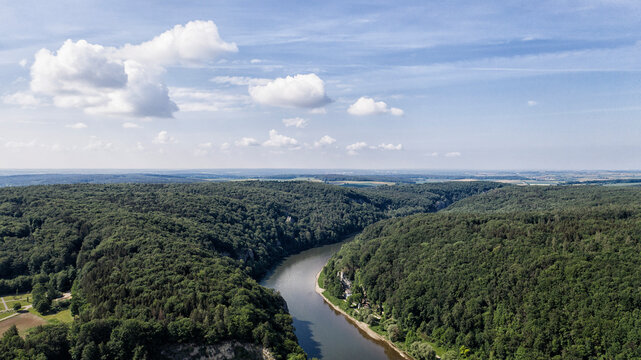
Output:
[2, 169, 641, 187]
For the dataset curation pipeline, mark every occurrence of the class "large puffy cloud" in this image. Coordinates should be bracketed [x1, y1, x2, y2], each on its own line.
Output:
[31, 40, 127, 95]
[22, 20, 235, 118]
[118, 20, 237, 67]
[347, 97, 404, 116]
[249, 73, 330, 108]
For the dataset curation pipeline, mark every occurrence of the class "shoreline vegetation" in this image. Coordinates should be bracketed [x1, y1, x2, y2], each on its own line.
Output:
[315, 267, 415, 360]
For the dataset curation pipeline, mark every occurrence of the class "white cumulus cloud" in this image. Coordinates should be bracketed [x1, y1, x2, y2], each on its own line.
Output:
[153, 130, 176, 144]
[527, 100, 538, 106]
[282, 117, 308, 128]
[314, 135, 336, 148]
[30, 39, 175, 118]
[23, 20, 235, 118]
[263, 130, 299, 148]
[346, 141, 368, 155]
[117, 20, 238, 67]
[249, 73, 330, 108]
[377, 143, 402, 151]
[347, 97, 404, 116]
[390, 107, 404, 116]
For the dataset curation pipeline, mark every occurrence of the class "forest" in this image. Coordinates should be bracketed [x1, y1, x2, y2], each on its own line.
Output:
[0, 181, 501, 359]
[324, 185, 641, 359]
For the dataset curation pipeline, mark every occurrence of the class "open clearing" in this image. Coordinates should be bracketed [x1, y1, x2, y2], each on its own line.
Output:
[0, 312, 47, 336]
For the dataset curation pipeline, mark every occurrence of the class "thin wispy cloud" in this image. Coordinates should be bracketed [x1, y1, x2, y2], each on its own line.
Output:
[122, 122, 142, 129]
[282, 117, 308, 128]
[235, 137, 260, 147]
[66, 122, 87, 129]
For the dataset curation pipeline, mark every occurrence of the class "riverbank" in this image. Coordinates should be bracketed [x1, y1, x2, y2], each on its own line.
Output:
[315, 269, 414, 360]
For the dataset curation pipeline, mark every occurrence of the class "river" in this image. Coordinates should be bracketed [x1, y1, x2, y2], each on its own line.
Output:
[260, 240, 406, 360]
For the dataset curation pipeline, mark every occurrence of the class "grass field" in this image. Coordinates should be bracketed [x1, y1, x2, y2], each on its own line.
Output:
[1, 292, 33, 311]
[28, 308, 73, 324]
[0, 310, 16, 320]
[0, 291, 73, 337]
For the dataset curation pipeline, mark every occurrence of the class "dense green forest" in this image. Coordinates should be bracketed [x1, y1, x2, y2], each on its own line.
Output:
[0, 181, 501, 359]
[324, 185, 641, 359]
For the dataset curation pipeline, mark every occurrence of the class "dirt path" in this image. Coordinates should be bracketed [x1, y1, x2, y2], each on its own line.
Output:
[1, 297, 7, 311]
[58, 292, 72, 301]
[315, 269, 414, 360]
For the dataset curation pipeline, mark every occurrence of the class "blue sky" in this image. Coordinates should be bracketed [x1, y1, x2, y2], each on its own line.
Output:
[1, 0, 641, 169]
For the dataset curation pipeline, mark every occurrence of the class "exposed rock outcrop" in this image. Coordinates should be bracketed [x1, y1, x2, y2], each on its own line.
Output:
[161, 341, 275, 360]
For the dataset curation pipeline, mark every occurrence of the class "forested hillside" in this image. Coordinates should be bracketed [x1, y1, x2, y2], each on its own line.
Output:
[0, 181, 501, 359]
[324, 185, 641, 359]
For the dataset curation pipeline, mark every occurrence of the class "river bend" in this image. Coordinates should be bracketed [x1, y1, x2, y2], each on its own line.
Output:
[261, 241, 405, 360]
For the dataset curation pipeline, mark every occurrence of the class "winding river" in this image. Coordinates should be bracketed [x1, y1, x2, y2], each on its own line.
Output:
[261, 240, 406, 360]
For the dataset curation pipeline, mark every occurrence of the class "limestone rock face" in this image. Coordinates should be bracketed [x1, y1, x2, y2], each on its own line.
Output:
[161, 341, 275, 360]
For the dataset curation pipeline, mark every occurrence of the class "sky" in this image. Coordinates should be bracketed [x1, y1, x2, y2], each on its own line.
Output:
[1, 0, 641, 170]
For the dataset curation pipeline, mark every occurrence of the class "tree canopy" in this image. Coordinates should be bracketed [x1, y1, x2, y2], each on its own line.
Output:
[0, 181, 501, 359]
[325, 185, 641, 359]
